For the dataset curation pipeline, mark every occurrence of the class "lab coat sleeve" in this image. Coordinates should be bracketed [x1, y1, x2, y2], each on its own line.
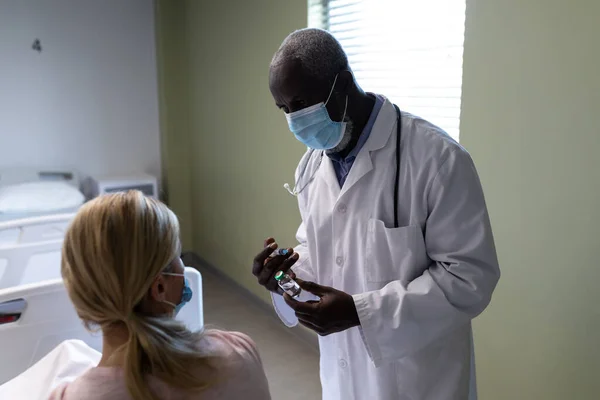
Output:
[270, 220, 317, 327]
[353, 147, 500, 367]
[271, 151, 319, 327]
[289, 219, 314, 280]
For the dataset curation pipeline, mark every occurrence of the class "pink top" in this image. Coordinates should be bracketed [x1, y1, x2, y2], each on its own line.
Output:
[48, 330, 271, 400]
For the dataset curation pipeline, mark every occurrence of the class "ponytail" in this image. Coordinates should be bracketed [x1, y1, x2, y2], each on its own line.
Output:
[123, 314, 216, 400]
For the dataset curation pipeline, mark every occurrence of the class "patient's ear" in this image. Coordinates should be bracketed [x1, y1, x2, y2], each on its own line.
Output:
[137, 275, 170, 315]
[149, 275, 168, 303]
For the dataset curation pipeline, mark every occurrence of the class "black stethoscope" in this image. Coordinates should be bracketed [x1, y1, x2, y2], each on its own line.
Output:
[284, 104, 402, 229]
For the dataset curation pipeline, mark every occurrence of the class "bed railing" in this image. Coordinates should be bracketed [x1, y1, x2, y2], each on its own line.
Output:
[0, 214, 76, 289]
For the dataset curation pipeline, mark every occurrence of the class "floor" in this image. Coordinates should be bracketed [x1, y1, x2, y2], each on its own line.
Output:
[196, 264, 322, 399]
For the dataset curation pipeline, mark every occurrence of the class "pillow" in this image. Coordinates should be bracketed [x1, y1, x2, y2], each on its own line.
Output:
[0, 181, 85, 214]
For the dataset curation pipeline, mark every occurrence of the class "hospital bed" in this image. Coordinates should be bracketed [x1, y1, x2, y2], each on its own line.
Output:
[0, 266, 203, 386]
[0, 169, 84, 289]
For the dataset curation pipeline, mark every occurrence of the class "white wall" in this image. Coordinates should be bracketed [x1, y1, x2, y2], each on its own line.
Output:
[0, 0, 161, 181]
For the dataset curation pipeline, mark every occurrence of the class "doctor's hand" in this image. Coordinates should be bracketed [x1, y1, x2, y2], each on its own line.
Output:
[283, 279, 360, 336]
[252, 238, 299, 293]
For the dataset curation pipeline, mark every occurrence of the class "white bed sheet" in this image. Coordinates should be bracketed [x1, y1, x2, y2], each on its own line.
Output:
[0, 339, 101, 400]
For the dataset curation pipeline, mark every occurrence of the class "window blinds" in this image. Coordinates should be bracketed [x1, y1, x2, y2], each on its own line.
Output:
[307, 0, 466, 140]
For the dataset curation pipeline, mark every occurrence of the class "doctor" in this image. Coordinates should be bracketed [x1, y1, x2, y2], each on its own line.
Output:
[252, 28, 500, 400]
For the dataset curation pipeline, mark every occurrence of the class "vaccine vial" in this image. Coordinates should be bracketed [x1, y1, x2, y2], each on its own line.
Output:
[274, 271, 302, 298]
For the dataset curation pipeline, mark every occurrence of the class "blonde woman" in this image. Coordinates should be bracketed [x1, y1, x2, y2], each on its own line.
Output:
[49, 191, 271, 400]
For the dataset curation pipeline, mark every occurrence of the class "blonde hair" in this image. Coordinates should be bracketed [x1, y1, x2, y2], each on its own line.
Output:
[61, 191, 214, 400]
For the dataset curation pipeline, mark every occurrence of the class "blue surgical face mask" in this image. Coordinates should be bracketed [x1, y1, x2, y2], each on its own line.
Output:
[161, 272, 193, 316]
[285, 74, 348, 150]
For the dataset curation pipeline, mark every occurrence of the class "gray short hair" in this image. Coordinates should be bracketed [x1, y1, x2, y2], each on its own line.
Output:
[271, 28, 349, 82]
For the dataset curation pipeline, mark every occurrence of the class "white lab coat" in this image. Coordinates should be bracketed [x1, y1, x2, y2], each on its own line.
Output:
[272, 98, 500, 400]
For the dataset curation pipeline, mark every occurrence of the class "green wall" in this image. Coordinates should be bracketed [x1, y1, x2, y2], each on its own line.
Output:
[157, 0, 309, 302]
[157, 0, 600, 397]
[187, 0, 309, 303]
[155, 0, 193, 250]
[461, 0, 600, 398]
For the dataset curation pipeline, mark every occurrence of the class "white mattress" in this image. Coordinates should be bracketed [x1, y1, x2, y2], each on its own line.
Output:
[0, 169, 82, 223]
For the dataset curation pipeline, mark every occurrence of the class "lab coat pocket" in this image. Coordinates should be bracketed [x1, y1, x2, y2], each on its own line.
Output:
[365, 219, 428, 285]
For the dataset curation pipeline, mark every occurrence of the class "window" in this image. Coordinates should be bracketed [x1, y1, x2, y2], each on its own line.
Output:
[308, 0, 466, 141]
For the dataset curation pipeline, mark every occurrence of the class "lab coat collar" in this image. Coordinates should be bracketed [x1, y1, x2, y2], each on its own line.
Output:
[333, 98, 397, 199]
[363, 97, 397, 153]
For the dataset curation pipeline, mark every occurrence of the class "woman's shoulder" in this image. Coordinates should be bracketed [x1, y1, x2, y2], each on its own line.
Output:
[201, 329, 261, 363]
[200, 330, 271, 399]
[48, 367, 126, 399]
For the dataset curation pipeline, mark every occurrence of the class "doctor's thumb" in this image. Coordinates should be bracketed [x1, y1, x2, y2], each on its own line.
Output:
[296, 278, 328, 296]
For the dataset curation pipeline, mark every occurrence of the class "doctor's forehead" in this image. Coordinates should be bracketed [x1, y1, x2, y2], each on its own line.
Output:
[269, 59, 323, 105]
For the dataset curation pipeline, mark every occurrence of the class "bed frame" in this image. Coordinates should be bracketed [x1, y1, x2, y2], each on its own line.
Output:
[0, 168, 80, 188]
[0, 213, 75, 289]
[0, 168, 82, 289]
[0, 266, 203, 385]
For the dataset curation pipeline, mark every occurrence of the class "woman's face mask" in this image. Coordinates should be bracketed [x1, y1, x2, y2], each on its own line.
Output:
[161, 272, 193, 316]
[285, 74, 348, 150]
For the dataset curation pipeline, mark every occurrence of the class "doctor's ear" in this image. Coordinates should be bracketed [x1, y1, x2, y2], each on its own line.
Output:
[335, 70, 355, 95]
